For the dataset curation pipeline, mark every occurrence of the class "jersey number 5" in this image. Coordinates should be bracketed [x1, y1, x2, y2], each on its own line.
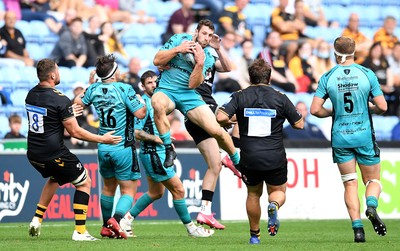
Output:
[344, 92, 354, 113]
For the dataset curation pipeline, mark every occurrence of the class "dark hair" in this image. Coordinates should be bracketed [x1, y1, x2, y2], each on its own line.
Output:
[334, 36, 355, 55]
[100, 21, 124, 53]
[69, 17, 83, 26]
[248, 58, 271, 85]
[95, 54, 117, 78]
[140, 70, 157, 85]
[196, 19, 215, 32]
[36, 58, 56, 82]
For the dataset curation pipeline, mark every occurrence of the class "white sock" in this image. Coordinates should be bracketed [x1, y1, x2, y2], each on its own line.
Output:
[200, 200, 212, 215]
[185, 221, 197, 233]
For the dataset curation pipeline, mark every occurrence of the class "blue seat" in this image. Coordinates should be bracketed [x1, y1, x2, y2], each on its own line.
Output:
[10, 89, 29, 106]
[373, 115, 399, 141]
[26, 43, 48, 61]
[381, 6, 400, 20]
[29, 20, 52, 44]
[58, 66, 75, 85]
[0, 115, 9, 138]
[121, 24, 146, 46]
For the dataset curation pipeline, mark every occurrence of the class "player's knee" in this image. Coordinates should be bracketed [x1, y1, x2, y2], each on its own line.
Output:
[207, 126, 223, 139]
[366, 179, 382, 192]
[72, 169, 91, 188]
[341, 173, 357, 183]
[171, 185, 185, 199]
[149, 191, 164, 200]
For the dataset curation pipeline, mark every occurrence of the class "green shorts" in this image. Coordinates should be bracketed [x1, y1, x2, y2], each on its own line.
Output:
[154, 87, 205, 116]
[333, 143, 380, 166]
[98, 146, 141, 181]
[139, 151, 175, 182]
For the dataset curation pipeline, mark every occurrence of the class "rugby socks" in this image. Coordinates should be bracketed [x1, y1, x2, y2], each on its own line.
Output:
[229, 150, 240, 165]
[159, 132, 172, 145]
[34, 204, 47, 223]
[114, 195, 134, 222]
[270, 201, 280, 209]
[200, 190, 214, 215]
[173, 199, 192, 224]
[100, 194, 114, 227]
[130, 193, 154, 218]
[73, 190, 89, 234]
[352, 219, 364, 229]
[250, 228, 261, 238]
[366, 196, 378, 208]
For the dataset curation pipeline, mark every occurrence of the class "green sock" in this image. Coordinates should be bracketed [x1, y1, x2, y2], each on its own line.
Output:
[366, 196, 378, 208]
[100, 194, 114, 227]
[352, 219, 363, 229]
[160, 132, 172, 145]
[173, 199, 191, 224]
[115, 194, 133, 218]
[229, 150, 240, 165]
[130, 193, 154, 218]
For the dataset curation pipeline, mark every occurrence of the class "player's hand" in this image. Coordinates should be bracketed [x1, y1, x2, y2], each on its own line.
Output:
[221, 119, 237, 129]
[157, 65, 170, 72]
[154, 136, 163, 144]
[71, 103, 83, 117]
[209, 34, 221, 50]
[89, 70, 98, 84]
[193, 42, 205, 65]
[178, 40, 196, 53]
[102, 131, 122, 145]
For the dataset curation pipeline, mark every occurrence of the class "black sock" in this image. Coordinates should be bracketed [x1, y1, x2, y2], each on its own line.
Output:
[250, 228, 260, 237]
[201, 190, 214, 202]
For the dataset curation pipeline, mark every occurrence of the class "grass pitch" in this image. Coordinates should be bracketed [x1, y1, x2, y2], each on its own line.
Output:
[0, 219, 399, 251]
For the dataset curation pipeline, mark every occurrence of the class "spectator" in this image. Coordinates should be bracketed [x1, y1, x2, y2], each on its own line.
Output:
[303, 0, 338, 28]
[342, 13, 372, 64]
[217, 0, 251, 45]
[119, 0, 156, 24]
[311, 40, 334, 84]
[362, 42, 398, 116]
[50, 17, 87, 67]
[0, 11, 35, 66]
[83, 15, 105, 67]
[57, 8, 78, 35]
[121, 57, 144, 95]
[283, 101, 327, 140]
[51, 0, 109, 23]
[215, 31, 240, 82]
[195, 0, 223, 23]
[99, 21, 129, 67]
[388, 42, 400, 87]
[237, 39, 254, 89]
[162, 0, 195, 44]
[270, 0, 306, 62]
[373, 16, 398, 57]
[18, 0, 62, 33]
[288, 40, 317, 93]
[258, 31, 298, 93]
[3, 114, 25, 139]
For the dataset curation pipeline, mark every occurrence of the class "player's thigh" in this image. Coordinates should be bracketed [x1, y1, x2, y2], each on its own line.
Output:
[359, 163, 381, 183]
[139, 152, 175, 182]
[162, 175, 185, 197]
[111, 147, 141, 181]
[187, 104, 221, 136]
[29, 152, 86, 186]
[152, 90, 175, 114]
[333, 147, 357, 174]
[246, 182, 264, 198]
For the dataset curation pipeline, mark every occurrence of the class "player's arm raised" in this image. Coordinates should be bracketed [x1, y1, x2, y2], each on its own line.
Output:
[188, 43, 205, 89]
[210, 34, 232, 73]
[63, 116, 122, 144]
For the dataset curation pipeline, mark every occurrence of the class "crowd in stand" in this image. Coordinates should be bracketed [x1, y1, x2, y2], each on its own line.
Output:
[1, 0, 400, 143]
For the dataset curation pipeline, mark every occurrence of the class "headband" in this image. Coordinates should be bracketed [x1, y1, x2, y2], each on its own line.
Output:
[100, 62, 118, 81]
[334, 49, 355, 64]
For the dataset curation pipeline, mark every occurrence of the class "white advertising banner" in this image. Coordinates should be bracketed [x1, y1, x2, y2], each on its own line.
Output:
[219, 148, 400, 220]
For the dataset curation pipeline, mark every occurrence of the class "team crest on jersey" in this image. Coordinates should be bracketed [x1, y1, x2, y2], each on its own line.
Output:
[102, 88, 108, 94]
[344, 69, 351, 75]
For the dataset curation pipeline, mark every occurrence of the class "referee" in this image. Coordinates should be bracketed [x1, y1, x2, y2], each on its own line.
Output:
[217, 58, 304, 244]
